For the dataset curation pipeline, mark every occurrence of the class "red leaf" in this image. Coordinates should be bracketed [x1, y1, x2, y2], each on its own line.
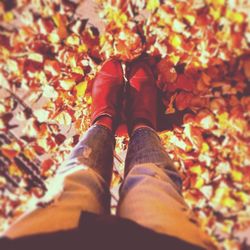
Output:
[157, 59, 177, 88]
[41, 158, 55, 176]
[175, 91, 194, 110]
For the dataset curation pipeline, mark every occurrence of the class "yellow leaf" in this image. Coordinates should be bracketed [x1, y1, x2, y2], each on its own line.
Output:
[28, 53, 43, 63]
[43, 85, 58, 100]
[3, 12, 14, 22]
[48, 32, 60, 44]
[99, 34, 106, 46]
[221, 220, 234, 234]
[170, 34, 182, 48]
[9, 164, 22, 176]
[200, 115, 214, 130]
[217, 112, 229, 129]
[169, 135, 187, 150]
[23, 148, 36, 161]
[200, 185, 213, 199]
[72, 66, 84, 75]
[85, 95, 92, 105]
[6, 59, 19, 74]
[0, 103, 6, 114]
[116, 13, 128, 28]
[169, 54, 180, 65]
[69, 56, 77, 68]
[222, 197, 236, 208]
[207, 0, 225, 7]
[194, 177, 204, 189]
[211, 182, 229, 207]
[0, 119, 4, 129]
[226, 9, 244, 24]
[190, 165, 202, 175]
[55, 111, 72, 126]
[201, 143, 210, 153]
[0, 46, 10, 60]
[66, 34, 80, 46]
[146, 0, 160, 11]
[105, 7, 128, 28]
[0, 176, 6, 186]
[157, 8, 172, 25]
[172, 19, 186, 33]
[235, 191, 249, 203]
[210, 7, 221, 20]
[75, 81, 87, 98]
[59, 79, 76, 90]
[184, 14, 196, 26]
[231, 170, 243, 182]
[78, 44, 88, 53]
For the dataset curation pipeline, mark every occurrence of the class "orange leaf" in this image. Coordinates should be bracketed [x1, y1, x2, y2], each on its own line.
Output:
[175, 91, 193, 110]
[157, 59, 177, 85]
[243, 57, 250, 80]
[41, 158, 55, 177]
[1, 142, 21, 159]
[174, 74, 196, 92]
[52, 13, 68, 39]
[44, 59, 61, 76]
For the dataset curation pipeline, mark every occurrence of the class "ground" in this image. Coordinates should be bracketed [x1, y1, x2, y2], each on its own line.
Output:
[0, 0, 250, 249]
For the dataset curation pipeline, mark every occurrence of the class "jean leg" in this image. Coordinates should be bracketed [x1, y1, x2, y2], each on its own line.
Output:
[63, 124, 115, 186]
[117, 127, 214, 249]
[4, 125, 114, 238]
[123, 127, 182, 190]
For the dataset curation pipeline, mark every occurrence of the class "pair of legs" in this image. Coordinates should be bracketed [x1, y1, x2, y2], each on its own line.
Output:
[4, 125, 211, 248]
[4, 60, 213, 249]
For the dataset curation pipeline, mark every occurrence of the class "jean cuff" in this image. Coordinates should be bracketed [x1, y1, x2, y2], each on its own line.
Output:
[130, 126, 160, 141]
[91, 124, 115, 146]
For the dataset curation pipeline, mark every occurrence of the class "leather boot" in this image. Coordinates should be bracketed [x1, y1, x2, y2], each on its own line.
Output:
[126, 60, 157, 134]
[91, 59, 124, 131]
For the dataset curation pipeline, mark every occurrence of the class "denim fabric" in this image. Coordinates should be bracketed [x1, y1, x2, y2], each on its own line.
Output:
[125, 127, 182, 191]
[4, 125, 115, 238]
[62, 124, 115, 186]
[4, 125, 213, 249]
[117, 127, 213, 248]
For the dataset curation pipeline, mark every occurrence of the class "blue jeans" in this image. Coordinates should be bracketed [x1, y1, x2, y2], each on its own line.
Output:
[4, 125, 212, 248]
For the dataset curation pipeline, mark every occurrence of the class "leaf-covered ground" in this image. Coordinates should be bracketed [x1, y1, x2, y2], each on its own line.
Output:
[0, 0, 250, 249]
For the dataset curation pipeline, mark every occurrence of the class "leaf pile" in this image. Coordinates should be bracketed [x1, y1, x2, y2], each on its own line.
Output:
[0, 0, 250, 249]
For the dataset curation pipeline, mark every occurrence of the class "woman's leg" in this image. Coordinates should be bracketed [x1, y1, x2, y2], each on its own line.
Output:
[117, 127, 214, 249]
[4, 58, 124, 239]
[117, 60, 215, 249]
[4, 124, 114, 238]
